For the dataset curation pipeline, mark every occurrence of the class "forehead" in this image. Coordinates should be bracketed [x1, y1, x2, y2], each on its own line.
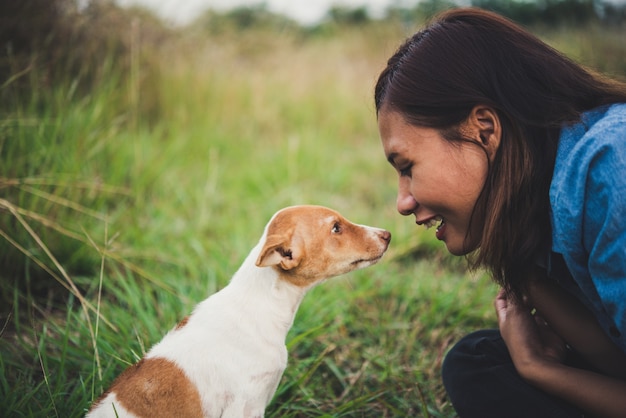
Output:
[270, 206, 340, 229]
[378, 110, 444, 162]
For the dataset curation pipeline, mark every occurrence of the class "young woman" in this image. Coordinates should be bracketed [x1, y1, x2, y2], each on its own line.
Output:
[375, 8, 626, 417]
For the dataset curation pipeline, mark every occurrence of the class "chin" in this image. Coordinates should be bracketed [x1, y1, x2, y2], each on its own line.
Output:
[446, 247, 467, 256]
[444, 240, 476, 257]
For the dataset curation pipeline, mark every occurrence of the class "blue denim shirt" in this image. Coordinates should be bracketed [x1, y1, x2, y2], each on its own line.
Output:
[549, 103, 626, 354]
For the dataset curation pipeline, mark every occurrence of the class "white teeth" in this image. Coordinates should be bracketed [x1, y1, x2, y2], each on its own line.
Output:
[424, 216, 442, 229]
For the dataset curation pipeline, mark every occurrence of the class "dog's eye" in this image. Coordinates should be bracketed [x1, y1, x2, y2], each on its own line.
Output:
[331, 222, 341, 234]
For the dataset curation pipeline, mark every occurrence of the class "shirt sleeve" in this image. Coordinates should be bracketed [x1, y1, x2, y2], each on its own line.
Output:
[551, 104, 626, 350]
[584, 131, 626, 335]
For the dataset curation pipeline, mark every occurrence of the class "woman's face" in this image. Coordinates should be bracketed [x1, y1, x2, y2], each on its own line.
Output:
[378, 110, 491, 255]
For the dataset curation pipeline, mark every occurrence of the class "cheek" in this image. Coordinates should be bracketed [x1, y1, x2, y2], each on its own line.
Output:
[445, 154, 488, 205]
[404, 167, 438, 202]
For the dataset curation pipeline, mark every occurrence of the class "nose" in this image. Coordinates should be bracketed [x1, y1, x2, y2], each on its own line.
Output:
[378, 230, 391, 243]
[396, 181, 417, 216]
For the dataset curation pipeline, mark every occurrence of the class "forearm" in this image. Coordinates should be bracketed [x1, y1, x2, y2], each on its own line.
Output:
[496, 283, 626, 417]
[521, 359, 626, 418]
[526, 275, 626, 378]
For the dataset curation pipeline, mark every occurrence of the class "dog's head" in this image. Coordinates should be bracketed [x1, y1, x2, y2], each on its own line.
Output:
[255, 205, 391, 287]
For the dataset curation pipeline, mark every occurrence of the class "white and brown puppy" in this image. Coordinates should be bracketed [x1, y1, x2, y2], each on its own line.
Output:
[87, 205, 391, 418]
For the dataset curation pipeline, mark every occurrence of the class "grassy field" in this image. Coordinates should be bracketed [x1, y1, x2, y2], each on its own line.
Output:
[1, 10, 625, 417]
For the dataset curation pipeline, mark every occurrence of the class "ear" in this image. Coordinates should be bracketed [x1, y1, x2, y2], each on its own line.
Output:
[467, 105, 501, 162]
[255, 233, 302, 271]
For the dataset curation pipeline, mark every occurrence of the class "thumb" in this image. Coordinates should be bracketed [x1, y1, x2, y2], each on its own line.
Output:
[494, 288, 509, 322]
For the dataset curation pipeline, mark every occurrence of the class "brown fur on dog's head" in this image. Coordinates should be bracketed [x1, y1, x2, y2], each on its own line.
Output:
[256, 205, 390, 287]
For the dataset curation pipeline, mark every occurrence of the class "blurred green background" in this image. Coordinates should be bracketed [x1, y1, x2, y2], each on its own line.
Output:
[1, 0, 625, 416]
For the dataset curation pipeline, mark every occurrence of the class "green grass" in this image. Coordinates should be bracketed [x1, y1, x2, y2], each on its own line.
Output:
[1, 19, 624, 417]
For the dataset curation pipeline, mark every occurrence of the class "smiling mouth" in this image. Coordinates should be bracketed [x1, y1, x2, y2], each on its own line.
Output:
[417, 216, 446, 240]
[418, 216, 443, 229]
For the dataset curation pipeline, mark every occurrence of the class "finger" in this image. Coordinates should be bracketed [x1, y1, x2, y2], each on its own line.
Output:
[494, 288, 509, 307]
[534, 314, 548, 327]
[534, 315, 568, 361]
[494, 289, 508, 315]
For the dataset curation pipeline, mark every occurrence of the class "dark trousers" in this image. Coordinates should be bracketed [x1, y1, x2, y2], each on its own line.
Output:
[442, 329, 587, 418]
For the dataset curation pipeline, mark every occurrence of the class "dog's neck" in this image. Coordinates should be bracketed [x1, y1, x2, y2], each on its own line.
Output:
[222, 242, 312, 340]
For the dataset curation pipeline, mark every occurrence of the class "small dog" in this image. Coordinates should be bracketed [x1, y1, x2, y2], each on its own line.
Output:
[87, 205, 391, 418]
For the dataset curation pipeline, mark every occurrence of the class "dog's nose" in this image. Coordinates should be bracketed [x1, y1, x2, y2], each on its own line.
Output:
[379, 230, 391, 242]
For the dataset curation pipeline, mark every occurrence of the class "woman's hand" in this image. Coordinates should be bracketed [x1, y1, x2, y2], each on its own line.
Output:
[495, 285, 626, 418]
[494, 289, 567, 379]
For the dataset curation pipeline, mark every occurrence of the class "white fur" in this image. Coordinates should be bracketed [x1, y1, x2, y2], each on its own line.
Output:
[87, 393, 139, 418]
[87, 205, 390, 418]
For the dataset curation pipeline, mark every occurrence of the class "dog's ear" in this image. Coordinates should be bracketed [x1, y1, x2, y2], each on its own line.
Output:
[256, 232, 303, 271]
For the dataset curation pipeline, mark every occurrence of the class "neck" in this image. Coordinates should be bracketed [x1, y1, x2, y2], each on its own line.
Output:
[225, 243, 310, 338]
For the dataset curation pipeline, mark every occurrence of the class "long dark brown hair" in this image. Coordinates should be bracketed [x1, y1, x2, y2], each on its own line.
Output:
[375, 8, 626, 294]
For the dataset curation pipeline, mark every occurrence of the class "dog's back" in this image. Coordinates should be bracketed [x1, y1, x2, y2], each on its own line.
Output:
[87, 205, 390, 417]
[89, 279, 288, 417]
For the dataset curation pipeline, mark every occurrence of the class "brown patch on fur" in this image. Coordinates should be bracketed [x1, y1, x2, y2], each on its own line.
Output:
[175, 315, 190, 330]
[100, 357, 204, 418]
[256, 205, 390, 288]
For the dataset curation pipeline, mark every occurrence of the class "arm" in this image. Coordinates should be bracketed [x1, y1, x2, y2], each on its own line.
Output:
[549, 105, 626, 377]
[525, 276, 626, 379]
[496, 286, 626, 418]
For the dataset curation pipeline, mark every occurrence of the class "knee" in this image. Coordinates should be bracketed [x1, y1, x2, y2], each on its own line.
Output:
[442, 329, 504, 384]
[442, 329, 508, 416]
[441, 329, 584, 418]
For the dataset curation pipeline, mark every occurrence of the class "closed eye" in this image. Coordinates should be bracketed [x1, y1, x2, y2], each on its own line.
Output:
[399, 164, 412, 177]
[331, 222, 341, 234]
[388, 153, 412, 178]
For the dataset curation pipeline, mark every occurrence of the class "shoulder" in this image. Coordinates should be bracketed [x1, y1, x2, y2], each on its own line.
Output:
[588, 102, 626, 129]
[550, 103, 626, 252]
[584, 103, 626, 151]
[550, 104, 626, 349]
[552, 103, 626, 195]
[558, 103, 626, 160]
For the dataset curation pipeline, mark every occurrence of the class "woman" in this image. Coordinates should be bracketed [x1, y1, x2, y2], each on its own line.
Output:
[375, 8, 626, 417]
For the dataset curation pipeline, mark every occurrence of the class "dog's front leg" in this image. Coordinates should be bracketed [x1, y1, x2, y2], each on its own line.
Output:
[220, 401, 264, 418]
